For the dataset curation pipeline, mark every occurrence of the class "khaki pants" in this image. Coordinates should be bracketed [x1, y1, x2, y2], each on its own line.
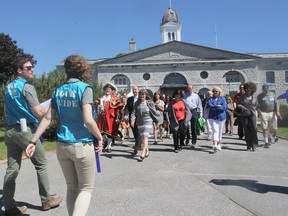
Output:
[3, 124, 51, 209]
[56, 142, 95, 216]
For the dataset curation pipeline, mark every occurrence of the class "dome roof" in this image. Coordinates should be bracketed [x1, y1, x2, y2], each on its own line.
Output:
[161, 8, 179, 25]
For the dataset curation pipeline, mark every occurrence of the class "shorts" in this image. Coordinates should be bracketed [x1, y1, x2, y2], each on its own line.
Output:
[260, 112, 276, 130]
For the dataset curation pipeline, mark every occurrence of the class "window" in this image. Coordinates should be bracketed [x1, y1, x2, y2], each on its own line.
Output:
[113, 75, 128, 85]
[266, 71, 275, 83]
[143, 73, 151, 81]
[164, 73, 186, 85]
[200, 71, 208, 79]
[225, 71, 244, 83]
[285, 71, 288, 83]
[168, 32, 171, 41]
[172, 32, 175, 40]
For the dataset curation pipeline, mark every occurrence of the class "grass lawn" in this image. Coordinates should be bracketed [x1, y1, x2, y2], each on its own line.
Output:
[0, 127, 57, 161]
[276, 127, 288, 138]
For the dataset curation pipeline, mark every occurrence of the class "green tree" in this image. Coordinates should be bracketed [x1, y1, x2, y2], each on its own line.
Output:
[116, 53, 126, 57]
[0, 33, 34, 85]
[31, 69, 66, 102]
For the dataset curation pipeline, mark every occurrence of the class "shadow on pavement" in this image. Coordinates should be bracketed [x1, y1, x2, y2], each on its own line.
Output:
[209, 179, 288, 194]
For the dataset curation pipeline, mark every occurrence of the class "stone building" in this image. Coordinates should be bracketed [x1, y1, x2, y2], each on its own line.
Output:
[60, 7, 288, 100]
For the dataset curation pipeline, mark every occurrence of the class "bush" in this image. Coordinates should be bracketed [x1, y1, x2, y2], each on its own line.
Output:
[278, 105, 288, 127]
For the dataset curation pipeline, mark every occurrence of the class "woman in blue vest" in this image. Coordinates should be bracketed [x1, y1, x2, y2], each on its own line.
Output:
[26, 54, 103, 216]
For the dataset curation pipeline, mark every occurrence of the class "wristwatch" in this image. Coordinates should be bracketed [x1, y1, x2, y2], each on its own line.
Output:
[29, 140, 37, 145]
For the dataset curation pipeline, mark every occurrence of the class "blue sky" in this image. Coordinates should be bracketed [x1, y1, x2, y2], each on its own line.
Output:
[1, 0, 288, 77]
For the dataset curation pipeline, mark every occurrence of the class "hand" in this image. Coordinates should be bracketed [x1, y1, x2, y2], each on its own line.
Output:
[276, 112, 282, 120]
[25, 144, 36, 159]
[95, 141, 103, 154]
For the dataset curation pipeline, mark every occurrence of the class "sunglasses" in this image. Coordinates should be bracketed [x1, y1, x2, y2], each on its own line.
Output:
[22, 66, 34, 70]
[212, 91, 219, 93]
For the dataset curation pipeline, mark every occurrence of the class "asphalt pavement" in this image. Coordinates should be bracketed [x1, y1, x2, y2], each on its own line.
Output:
[0, 130, 288, 216]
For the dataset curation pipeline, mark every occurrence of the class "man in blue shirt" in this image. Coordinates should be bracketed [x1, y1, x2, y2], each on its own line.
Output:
[3, 56, 63, 215]
[184, 84, 203, 148]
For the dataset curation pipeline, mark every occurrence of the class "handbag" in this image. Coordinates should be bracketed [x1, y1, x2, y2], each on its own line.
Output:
[233, 107, 243, 117]
[197, 117, 206, 132]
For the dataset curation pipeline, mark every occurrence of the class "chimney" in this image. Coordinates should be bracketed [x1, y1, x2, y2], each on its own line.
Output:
[129, 38, 136, 53]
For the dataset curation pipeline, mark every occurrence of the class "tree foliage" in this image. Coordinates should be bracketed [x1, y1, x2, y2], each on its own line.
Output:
[0, 33, 34, 85]
[30, 69, 67, 102]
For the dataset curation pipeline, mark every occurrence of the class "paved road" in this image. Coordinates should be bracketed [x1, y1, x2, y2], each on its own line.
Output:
[0, 131, 288, 216]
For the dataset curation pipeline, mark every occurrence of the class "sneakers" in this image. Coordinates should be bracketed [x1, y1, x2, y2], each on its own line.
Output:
[217, 145, 222, 151]
[5, 206, 27, 215]
[42, 195, 63, 211]
[213, 144, 221, 152]
[264, 143, 270, 149]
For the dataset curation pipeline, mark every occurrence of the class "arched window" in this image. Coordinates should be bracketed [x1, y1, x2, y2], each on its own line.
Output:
[172, 32, 175, 40]
[164, 73, 187, 85]
[225, 71, 244, 83]
[168, 32, 171, 41]
[112, 75, 129, 86]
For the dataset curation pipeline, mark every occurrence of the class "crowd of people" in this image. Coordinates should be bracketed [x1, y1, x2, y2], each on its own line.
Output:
[96, 81, 282, 156]
[2, 54, 282, 215]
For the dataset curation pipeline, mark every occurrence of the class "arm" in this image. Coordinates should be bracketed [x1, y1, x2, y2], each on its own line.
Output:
[25, 107, 55, 158]
[275, 101, 282, 120]
[82, 104, 103, 152]
[130, 103, 137, 127]
[31, 105, 49, 118]
[197, 96, 203, 117]
[207, 98, 217, 109]
[237, 95, 247, 110]
[24, 84, 48, 118]
[216, 96, 227, 111]
[157, 100, 165, 112]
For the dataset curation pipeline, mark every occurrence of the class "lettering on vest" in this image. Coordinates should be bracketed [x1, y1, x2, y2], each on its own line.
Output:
[57, 99, 78, 107]
[56, 89, 78, 107]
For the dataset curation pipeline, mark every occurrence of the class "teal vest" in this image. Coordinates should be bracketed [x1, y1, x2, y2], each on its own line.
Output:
[52, 81, 94, 143]
[4, 78, 38, 126]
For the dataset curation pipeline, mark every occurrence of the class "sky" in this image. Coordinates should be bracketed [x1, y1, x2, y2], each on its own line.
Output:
[1, 0, 288, 77]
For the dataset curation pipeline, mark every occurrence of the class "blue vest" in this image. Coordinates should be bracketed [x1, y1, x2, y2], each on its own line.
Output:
[4, 78, 38, 126]
[52, 81, 94, 143]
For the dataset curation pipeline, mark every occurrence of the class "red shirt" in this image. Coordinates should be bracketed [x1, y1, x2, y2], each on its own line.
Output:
[173, 100, 185, 121]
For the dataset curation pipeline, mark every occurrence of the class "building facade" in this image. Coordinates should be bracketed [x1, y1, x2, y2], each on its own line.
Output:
[92, 39, 288, 100]
[59, 7, 288, 101]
